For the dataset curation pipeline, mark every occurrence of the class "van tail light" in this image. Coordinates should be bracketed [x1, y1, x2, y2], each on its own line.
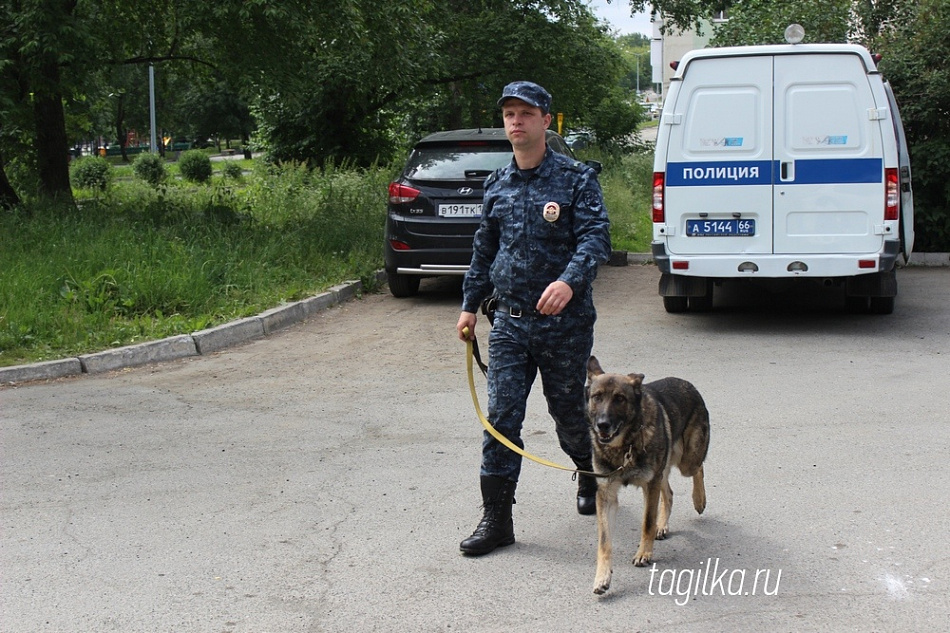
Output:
[884, 168, 899, 221]
[388, 182, 420, 204]
[652, 172, 665, 223]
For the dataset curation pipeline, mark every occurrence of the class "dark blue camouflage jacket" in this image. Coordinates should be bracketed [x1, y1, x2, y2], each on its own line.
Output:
[462, 148, 612, 315]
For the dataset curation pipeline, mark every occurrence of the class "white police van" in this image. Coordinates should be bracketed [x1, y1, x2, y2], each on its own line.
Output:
[651, 27, 914, 314]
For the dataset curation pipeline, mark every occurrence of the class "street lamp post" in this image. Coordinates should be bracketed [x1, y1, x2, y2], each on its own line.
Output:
[149, 64, 157, 153]
[636, 54, 640, 94]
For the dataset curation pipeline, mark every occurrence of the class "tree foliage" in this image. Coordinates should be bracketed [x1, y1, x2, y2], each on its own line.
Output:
[2, 0, 636, 204]
[615, 34, 652, 95]
[710, 0, 851, 46]
[869, 0, 950, 250]
[253, 0, 633, 165]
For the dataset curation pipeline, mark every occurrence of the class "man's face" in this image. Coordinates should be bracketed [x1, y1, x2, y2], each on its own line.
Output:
[501, 99, 552, 151]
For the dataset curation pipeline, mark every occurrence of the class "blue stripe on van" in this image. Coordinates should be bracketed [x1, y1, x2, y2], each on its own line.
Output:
[789, 158, 882, 184]
[666, 158, 882, 186]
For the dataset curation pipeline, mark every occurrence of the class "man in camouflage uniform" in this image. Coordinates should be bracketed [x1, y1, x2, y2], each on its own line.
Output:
[456, 81, 612, 556]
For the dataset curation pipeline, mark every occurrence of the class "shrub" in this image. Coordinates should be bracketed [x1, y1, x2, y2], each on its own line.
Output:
[222, 161, 244, 180]
[70, 156, 112, 191]
[178, 150, 213, 183]
[132, 153, 168, 187]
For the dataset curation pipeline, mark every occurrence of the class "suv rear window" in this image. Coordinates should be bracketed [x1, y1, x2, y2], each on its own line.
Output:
[404, 144, 512, 180]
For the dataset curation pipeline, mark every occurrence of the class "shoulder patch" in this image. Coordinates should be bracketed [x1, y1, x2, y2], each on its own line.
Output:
[567, 159, 589, 174]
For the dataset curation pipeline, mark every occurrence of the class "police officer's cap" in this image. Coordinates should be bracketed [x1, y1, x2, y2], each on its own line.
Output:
[497, 81, 551, 114]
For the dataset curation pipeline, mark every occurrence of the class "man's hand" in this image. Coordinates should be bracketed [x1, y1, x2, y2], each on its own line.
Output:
[457, 311, 477, 341]
[536, 280, 573, 315]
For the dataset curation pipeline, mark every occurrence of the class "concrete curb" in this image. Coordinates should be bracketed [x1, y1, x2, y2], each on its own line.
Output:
[79, 335, 198, 375]
[192, 317, 265, 356]
[906, 252, 950, 267]
[3, 358, 83, 383]
[1, 279, 368, 387]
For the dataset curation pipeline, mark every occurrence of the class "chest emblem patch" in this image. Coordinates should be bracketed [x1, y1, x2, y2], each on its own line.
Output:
[543, 202, 560, 222]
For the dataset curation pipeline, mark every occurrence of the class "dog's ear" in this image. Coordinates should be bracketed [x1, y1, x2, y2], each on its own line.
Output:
[587, 356, 604, 378]
[625, 373, 645, 390]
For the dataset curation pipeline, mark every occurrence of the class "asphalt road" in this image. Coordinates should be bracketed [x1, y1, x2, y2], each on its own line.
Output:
[3, 264, 949, 632]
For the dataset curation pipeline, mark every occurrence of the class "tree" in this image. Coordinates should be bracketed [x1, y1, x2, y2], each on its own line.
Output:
[870, 0, 950, 251]
[1, 0, 91, 206]
[179, 82, 253, 150]
[397, 1, 630, 142]
[253, 0, 633, 165]
[249, 0, 439, 165]
[1, 0, 648, 206]
[710, 0, 851, 46]
[0, 0, 339, 206]
[616, 34, 652, 95]
[621, 0, 729, 35]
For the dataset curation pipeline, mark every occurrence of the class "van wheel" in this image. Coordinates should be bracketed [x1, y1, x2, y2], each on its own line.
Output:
[387, 272, 420, 298]
[869, 296, 895, 315]
[663, 296, 689, 313]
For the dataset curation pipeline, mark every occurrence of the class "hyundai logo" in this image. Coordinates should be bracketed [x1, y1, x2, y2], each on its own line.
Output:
[457, 187, 474, 195]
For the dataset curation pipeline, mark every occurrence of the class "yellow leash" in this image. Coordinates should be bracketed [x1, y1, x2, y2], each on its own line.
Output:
[463, 327, 595, 476]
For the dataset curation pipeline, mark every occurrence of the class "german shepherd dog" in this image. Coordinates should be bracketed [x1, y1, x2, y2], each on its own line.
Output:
[585, 356, 710, 595]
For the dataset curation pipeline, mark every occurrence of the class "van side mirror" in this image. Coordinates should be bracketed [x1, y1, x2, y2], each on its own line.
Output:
[585, 160, 603, 175]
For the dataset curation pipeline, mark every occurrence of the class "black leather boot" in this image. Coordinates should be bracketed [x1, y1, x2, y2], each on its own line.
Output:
[459, 476, 517, 556]
[574, 459, 598, 516]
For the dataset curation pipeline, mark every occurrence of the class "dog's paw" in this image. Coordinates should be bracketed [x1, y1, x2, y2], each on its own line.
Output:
[656, 525, 669, 540]
[593, 565, 613, 595]
[693, 491, 706, 514]
[593, 575, 612, 595]
[632, 551, 653, 567]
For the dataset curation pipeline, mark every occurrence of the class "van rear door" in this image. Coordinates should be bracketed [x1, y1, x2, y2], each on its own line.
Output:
[772, 53, 886, 255]
[662, 55, 773, 256]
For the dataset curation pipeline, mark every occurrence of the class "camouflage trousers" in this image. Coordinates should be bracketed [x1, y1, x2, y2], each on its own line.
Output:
[481, 308, 595, 482]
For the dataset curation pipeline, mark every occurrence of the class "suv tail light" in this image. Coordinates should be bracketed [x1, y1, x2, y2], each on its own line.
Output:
[884, 168, 899, 221]
[652, 172, 665, 223]
[389, 182, 420, 204]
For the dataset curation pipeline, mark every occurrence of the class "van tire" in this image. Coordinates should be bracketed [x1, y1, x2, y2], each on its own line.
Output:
[664, 296, 689, 313]
[387, 272, 420, 298]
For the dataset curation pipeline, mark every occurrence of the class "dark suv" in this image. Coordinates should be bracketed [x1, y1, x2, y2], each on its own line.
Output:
[384, 128, 575, 297]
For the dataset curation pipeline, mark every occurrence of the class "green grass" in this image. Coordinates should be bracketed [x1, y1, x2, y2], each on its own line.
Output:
[1, 152, 652, 367]
[600, 153, 654, 253]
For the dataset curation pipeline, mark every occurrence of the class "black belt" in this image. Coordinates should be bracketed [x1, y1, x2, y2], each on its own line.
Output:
[495, 301, 532, 318]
